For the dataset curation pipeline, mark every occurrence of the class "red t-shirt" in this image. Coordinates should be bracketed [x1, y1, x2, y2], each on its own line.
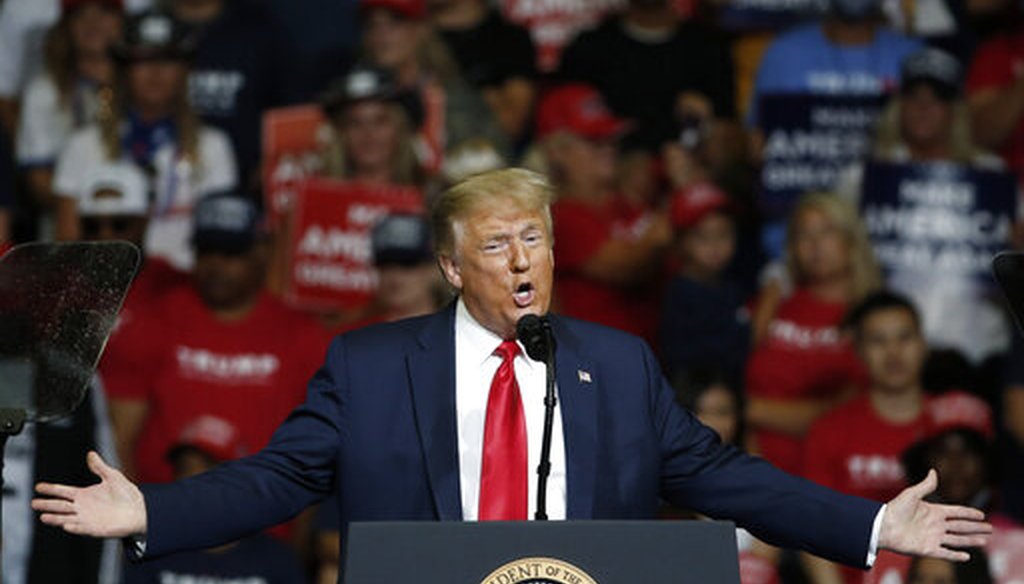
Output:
[745, 288, 868, 474]
[99, 258, 191, 392]
[804, 394, 931, 584]
[804, 394, 930, 502]
[105, 287, 332, 483]
[551, 195, 662, 343]
[739, 551, 780, 584]
[967, 33, 1024, 181]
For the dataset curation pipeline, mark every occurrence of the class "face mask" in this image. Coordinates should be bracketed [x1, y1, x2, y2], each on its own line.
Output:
[831, 0, 881, 21]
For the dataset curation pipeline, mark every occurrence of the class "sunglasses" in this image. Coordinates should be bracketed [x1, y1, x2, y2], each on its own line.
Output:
[80, 216, 139, 238]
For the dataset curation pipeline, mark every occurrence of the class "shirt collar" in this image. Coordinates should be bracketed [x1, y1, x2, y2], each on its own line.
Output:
[454, 298, 537, 370]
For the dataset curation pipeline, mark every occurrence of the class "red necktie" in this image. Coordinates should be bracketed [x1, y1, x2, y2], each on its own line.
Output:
[478, 340, 528, 520]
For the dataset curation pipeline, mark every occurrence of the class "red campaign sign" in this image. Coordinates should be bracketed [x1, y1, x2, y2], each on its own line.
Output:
[500, 0, 627, 72]
[262, 105, 329, 225]
[285, 179, 424, 311]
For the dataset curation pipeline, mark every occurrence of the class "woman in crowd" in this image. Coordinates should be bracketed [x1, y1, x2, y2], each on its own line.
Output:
[837, 47, 1011, 372]
[17, 0, 123, 239]
[319, 64, 426, 190]
[745, 193, 881, 475]
[52, 9, 236, 270]
[358, 0, 508, 174]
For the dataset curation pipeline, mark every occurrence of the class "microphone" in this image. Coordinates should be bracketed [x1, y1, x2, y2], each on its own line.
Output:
[516, 314, 553, 363]
[516, 314, 556, 521]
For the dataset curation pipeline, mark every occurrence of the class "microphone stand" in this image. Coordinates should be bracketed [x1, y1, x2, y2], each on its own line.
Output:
[535, 322, 556, 521]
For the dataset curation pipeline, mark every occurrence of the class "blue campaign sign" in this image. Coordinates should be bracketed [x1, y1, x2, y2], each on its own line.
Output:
[860, 161, 1018, 287]
[719, 0, 826, 31]
[759, 93, 885, 221]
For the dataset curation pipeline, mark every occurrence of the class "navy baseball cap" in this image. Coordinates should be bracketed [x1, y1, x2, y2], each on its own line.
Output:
[320, 65, 424, 128]
[112, 10, 196, 63]
[191, 193, 262, 253]
[372, 214, 432, 266]
[901, 48, 962, 101]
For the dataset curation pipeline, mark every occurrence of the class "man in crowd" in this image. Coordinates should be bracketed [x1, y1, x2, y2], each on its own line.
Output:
[557, 0, 735, 152]
[362, 213, 446, 326]
[802, 291, 935, 584]
[749, 0, 921, 124]
[167, 0, 304, 191]
[539, 84, 672, 344]
[428, 0, 537, 144]
[34, 169, 990, 576]
[103, 193, 330, 484]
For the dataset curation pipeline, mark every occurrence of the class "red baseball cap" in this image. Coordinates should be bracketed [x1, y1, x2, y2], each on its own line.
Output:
[924, 390, 994, 441]
[359, 0, 426, 20]
[166, 415, 248, 463]
[669, 182, 733, 229]
[535, 84, 629, 141]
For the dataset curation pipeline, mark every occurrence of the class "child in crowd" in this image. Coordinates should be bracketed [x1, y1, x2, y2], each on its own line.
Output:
[123, 416, 307, 583]
[659, 181, 749, 381]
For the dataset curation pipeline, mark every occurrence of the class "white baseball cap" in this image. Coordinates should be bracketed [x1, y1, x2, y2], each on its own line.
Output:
[77, 162, 150, 217]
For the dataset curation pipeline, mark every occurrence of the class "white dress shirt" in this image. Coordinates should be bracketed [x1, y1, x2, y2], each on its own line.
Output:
[455, 299, 566, 521]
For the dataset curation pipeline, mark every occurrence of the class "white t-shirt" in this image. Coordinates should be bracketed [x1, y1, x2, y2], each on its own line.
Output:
[16, 74, 100, 166]
[53, 123, 237, 270]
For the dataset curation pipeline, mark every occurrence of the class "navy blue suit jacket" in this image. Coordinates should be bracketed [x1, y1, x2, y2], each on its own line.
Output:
[140, 305, 882, 567]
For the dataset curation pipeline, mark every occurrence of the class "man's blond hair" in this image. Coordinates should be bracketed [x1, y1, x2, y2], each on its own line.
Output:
[431, 167, 554, 257]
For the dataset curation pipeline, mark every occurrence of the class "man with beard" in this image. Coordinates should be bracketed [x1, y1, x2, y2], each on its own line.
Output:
[103, 193, 330, 485]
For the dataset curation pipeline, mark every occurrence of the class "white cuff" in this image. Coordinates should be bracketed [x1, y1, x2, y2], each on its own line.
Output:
[866, 504, 886, 567]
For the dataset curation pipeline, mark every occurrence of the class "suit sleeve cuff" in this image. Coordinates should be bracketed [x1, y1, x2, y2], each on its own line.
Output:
[123, 535, 147, 561]
[866, 503, 886, 567]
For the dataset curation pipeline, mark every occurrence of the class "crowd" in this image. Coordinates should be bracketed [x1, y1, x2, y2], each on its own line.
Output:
[1, 0, 1024, 582]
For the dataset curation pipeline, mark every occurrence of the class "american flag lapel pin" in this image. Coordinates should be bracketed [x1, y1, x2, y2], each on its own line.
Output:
[578, 369, 592, 384]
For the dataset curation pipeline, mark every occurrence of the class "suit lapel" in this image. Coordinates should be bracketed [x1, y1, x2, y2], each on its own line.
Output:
[551, 317, 598, 519]
[406, 305, 463, 520]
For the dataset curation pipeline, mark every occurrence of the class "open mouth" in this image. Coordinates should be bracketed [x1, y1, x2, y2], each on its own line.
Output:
[513, 282, 535, 308]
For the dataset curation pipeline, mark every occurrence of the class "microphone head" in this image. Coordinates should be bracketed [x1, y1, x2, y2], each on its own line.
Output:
[516, 314, 551, 362]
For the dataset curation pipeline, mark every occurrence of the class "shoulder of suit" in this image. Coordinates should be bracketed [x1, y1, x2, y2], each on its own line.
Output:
[552, 314, 649, 352]
[336, 310, 443, 346]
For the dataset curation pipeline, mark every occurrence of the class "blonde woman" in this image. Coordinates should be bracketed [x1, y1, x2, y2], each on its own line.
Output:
[834, 47, 1011, 365]
[319, 65, 425, 189]
[358, 0, 509, 174]
[17, 0, 122, 233]
[745, 193, 882, 475]
[835, 48, 1003, 202]
[53, 10, 236, 270]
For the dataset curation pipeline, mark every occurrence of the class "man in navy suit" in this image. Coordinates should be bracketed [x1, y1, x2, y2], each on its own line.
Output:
[33, 168, 990, 570]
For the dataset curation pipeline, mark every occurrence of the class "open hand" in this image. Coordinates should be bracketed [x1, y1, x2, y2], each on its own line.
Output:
[879, 469, 992, 561]
[32, 451, 147, 538]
